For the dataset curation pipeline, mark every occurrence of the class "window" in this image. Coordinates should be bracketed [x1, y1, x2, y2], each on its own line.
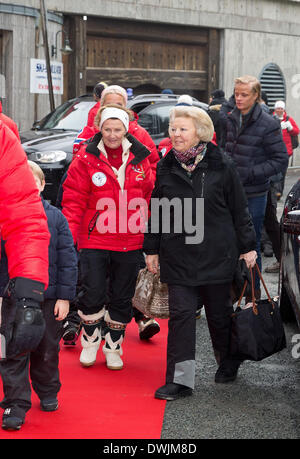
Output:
[259, 63, 286, 109]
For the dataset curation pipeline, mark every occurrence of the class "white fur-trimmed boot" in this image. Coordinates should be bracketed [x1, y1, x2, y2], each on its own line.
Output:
[102, 311, 126, 370]
[78, 308, 105, 367]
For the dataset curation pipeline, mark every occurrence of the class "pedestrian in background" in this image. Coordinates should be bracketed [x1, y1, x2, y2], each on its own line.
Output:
[86, 81, 108, 128]
[207, 89, 227, 146]
[273, 100, 299, 194]
[225, 75, 288, 300]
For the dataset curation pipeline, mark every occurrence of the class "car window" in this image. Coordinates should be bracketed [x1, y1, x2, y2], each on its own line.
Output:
[139, 104, 174, 137]
[39, 100, 95, 131]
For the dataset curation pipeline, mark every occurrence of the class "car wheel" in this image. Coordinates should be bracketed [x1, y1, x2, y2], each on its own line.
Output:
[280, 283, 296, 323]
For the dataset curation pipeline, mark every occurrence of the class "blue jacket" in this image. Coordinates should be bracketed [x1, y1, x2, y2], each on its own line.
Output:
[225, 103, 288, 196]
[0, 199, 78, 300]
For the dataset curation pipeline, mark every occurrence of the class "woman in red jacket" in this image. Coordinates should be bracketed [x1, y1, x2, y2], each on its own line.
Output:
[273, 100, 300, 157]
[62, 105, 153, 370]
[73, 85, 160, 180]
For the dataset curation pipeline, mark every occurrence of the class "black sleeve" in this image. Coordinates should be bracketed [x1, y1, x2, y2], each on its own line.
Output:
[224, 163, 257, 254]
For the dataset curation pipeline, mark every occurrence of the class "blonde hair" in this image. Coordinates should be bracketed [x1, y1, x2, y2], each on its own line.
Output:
[27, 160, 45, 183]
[94, 103, 132, 128]
[234, 75, 262, 103]
[169, 106, 214, 142]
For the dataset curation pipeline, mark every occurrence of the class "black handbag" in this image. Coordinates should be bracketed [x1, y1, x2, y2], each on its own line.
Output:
[230, 263, 286, 361]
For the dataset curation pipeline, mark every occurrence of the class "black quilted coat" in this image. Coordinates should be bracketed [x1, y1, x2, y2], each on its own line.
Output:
[225, 103, 288, 196]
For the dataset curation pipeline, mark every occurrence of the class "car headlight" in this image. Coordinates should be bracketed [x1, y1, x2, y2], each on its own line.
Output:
[28, 151, 67, 163]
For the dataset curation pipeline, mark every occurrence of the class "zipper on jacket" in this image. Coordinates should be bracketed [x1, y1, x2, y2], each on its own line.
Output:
[200, 171, 205, 198]
[88, 211, 100, 239]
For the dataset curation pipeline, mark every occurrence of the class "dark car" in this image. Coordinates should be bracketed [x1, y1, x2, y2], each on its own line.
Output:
[20, 93, 208, 203]
[131, 95, 208, 146]
[280, 178, 300, 328]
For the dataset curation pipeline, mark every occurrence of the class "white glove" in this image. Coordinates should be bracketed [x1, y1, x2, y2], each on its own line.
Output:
[281, 121, 287, 130]
[286, 120, 293, 131]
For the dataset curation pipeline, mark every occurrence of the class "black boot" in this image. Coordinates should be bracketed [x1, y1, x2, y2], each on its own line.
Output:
[154, 383, 193, 401]
[215, 359, 242, 383]
[2, 406, 25, 431]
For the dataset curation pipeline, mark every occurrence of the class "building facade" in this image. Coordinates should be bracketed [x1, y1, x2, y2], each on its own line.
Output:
[1, 0, 300, 131]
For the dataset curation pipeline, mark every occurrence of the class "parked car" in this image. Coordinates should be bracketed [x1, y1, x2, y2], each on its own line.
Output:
[131, 95, 208, 146]
[279, 178, 300, 328]
[20, 93, 208, 203]
[20, 95, 95, 203]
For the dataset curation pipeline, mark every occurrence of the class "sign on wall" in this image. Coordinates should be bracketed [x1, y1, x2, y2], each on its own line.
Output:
[30, 58, 63, 94]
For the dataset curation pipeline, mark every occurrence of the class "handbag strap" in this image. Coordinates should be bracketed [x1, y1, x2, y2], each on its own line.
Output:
[236, 263, 273, 311]
[253, 263, 273, 305]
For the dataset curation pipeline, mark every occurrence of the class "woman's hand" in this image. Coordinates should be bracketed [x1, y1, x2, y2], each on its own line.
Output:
[54, 299, 70, 321]
[146, 254, 159, 274]
[239, 250, 257, 269]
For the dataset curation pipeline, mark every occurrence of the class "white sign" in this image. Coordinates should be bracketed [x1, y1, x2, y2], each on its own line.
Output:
[30, 58, 63, 94]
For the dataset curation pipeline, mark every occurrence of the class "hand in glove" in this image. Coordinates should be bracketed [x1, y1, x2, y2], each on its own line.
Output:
[285, 120, 293, 131]
[0, 277, 46, 359]
[281, 121, 287, 130]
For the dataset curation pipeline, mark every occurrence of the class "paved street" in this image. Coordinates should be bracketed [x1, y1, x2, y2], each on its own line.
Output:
[161, 161, 300, 440]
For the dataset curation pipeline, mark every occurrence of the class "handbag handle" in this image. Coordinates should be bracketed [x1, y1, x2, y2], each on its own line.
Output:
[237, 263, 274, 312]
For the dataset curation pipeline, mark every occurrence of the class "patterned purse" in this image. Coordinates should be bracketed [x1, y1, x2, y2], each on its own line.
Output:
[132, 267, 169, 319]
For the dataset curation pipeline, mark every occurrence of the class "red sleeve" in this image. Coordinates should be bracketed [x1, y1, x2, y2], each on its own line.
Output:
[87, 102, 100, 128]
[0, 122, 50, 286]
[0, 113, 21, 141]
[62, 155, 91, 244]
[129, 123, 160, 182]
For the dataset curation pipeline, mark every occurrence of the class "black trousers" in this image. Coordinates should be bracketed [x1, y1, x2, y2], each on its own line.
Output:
[78, 248, 141, 324]
[166, 283, 233, 389]
[0, 299, 62, 415]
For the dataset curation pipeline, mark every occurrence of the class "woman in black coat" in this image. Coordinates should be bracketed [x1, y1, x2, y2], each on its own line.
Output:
[143, 106, 257, 400]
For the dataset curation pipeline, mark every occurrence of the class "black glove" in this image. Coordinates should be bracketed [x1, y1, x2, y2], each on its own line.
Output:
[0, 277, 46, 359]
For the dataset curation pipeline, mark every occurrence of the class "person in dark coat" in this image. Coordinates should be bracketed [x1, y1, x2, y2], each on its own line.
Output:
[143, 105, 257, 401]
[208, 89, 227, 147]
[0, 161, 77, 430]
[225, 75, 288, 298]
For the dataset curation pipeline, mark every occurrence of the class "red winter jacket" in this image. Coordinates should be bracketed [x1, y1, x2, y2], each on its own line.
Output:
[87, 101, 101, 128]
[0, 102, 20, 141]
[73, 113, 160, 180]
[273, 111, 300, 156]
[62, 133, 154, 252]
[0, 121, 50, 286]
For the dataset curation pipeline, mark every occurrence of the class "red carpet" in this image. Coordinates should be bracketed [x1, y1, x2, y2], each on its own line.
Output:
[0, 319, 168, 439]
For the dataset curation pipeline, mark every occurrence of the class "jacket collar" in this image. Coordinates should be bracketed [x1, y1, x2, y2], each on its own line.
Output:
[229, 102, 262, 126]
[158, 141, 225, 176]
[85, 132, 150, 165]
